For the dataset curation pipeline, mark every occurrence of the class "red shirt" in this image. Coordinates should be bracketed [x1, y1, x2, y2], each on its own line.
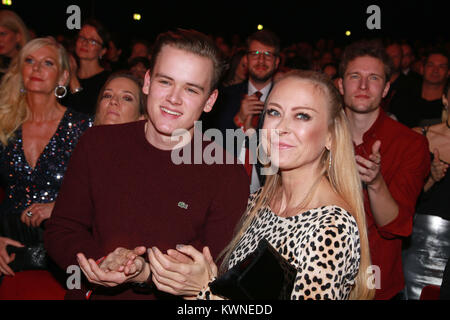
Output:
[44, 120, 249, 299]
[354, 110, 430, 299]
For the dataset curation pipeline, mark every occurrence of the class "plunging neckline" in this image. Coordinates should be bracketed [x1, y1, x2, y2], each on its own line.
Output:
[19, 108, 69, 171]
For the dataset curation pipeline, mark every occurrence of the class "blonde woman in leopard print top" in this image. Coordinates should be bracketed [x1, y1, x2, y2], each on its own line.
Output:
[114, 70, 375, 300]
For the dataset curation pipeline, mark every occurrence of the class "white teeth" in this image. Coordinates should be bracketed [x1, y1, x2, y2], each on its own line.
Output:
[161, 107, 182, 116]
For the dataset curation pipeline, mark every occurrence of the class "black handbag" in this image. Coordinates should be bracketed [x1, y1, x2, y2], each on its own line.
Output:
[210, 238, 297, 300]
[6, 243, 48, 272]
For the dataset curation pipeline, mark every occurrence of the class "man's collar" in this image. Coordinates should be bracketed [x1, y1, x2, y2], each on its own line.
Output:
[362, 108, 387, 141]
[248, 81, 272, 102]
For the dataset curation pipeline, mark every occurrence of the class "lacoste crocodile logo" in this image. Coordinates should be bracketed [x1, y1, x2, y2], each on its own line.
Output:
[178, 202, 189, 210]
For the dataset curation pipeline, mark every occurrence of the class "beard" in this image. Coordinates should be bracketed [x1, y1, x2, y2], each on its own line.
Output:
[249, 66, 276, 84]
[344, 99, 381, 114]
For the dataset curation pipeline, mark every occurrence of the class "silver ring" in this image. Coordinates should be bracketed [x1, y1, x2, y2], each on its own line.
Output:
[26, 211, 33, 218]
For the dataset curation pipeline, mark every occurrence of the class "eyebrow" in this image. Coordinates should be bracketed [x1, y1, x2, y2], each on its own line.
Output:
[268, 102, 319, 113]
[104, 88, 136, 95]
[79, 33, 101, 40]
[25, 54, 56, 61]
[155, 73, 205, 93]
[347, 71, 384, 78]
[426, 62, 449, 67]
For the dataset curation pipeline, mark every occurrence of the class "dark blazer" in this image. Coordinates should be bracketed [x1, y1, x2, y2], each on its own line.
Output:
[202, 81, 248, 133]
[201, 81, 272, 187]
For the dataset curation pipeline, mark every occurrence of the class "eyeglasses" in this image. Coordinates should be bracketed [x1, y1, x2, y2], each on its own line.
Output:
[77, 35, 103, 47]
[248, 50, 277, 60]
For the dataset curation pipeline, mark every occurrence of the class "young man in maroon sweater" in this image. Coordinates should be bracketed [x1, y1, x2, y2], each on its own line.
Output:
[338, 40, 430, 300]
[44, 29, 250, 299]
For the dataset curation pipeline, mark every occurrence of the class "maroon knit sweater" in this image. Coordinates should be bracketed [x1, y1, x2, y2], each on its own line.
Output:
[44, 120, 249, 299]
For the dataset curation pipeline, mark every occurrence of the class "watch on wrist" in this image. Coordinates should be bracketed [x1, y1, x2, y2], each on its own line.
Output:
[130, 270, 154, 294]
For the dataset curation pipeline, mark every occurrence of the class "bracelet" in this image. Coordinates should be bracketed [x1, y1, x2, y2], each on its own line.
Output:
[130, 268, 154, 294]
[196, 277, 217, 300]
[85, 256, 106, 300]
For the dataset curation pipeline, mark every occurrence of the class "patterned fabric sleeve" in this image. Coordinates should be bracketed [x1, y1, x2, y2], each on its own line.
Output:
[196, 277, 228, 300]
[291, 210, 360, 300]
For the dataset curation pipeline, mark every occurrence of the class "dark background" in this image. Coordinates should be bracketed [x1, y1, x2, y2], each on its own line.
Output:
[3, 0, 448, 47]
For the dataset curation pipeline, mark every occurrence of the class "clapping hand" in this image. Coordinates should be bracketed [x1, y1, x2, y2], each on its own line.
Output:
[356, 140, 382, 187]
[237, 93, 264, 130]
[430, 148, 448, 182]
[148, 245, 217, 299]
[76, 246, 148, 287]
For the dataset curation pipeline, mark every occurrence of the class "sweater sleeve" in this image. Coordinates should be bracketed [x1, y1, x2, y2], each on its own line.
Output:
[377, 135, 430, 239]
[203, 165, 250, 260]
[44, 129, 104, 270]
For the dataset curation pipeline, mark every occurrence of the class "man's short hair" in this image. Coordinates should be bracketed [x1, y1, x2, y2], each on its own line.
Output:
[424, 47, 449, 65]
[339, 39, 393, 81]
[246, 30, 281, 56]
[150, 29, 224, 93]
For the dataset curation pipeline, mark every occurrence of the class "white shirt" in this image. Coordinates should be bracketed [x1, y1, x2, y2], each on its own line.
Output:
[239, 81, 272, 193]
[248, 81, 272, 104]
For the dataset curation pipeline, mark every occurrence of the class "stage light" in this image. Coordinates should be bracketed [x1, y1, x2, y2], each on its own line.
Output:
[257, 24, 264, 31]
[345, 30, 351, 36]
[2, 0, 12, 6]
[133, 13, 142, 21]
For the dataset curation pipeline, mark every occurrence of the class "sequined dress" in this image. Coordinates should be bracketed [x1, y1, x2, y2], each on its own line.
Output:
[0, 108, 92, 246]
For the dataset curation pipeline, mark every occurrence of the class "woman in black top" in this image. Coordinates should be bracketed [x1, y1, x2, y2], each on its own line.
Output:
[403, 81, 450, 300]
[63, 19, 111, 116]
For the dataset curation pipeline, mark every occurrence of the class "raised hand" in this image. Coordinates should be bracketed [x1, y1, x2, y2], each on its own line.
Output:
[356, 140, 382, 187]
[236, 93, 264, 130]
[430, 148, 448, 182]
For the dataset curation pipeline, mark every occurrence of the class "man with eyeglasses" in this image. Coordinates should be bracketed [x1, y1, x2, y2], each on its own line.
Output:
[205, 30, 280, 192]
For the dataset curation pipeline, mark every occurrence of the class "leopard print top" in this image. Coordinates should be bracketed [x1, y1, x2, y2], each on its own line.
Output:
[198, 189, 361, 300]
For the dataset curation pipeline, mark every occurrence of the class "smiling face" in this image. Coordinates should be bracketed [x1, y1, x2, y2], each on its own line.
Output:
[96, 77, 142, 125]
[245, 40, 280, 84]
[338, 55, 390, 115]
[21, 45, 66, 95]
[142, 45, 218, 149]
[263, 77, 331, 171]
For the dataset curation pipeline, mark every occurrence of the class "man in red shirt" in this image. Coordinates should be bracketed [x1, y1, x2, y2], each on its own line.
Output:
[338, 40, 430, 300]
[44, 29, 249, 299]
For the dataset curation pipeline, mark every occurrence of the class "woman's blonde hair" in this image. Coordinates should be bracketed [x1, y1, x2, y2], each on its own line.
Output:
[0, 37, 70, 145]
[219, 70, 375, 300]
[0, 10, 30, 50]
[93, 72, 147, 126]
